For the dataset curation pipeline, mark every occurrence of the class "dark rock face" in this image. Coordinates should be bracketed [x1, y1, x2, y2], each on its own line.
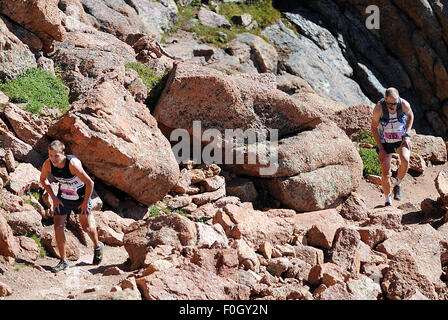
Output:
[273, 0, 448, 137]
[261, 18, 371, 107]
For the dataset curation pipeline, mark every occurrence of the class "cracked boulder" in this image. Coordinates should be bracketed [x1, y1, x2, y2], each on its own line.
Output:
[47, 80, 180, 207]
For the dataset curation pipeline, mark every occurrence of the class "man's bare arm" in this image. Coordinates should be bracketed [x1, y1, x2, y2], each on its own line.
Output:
[371, 102, 384, 150]
[40, 160, 55, 197]
[402, 100, 414, 133]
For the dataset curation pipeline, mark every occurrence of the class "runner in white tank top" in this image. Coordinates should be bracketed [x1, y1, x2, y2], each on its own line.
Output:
[370, 88, 414, 207]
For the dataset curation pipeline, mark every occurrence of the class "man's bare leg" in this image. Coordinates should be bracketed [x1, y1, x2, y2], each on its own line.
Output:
[54, 215, 67, 261]
[78, 212, 100, 249]
[397, 145, 411, 181]
[380, 152, 393, 205]
[393, 145, 411, 200]
[79, 211, 103, 265]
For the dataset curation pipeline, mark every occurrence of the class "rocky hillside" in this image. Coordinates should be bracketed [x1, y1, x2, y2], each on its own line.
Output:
[274, 0, 448, 138]
[1, 0, 448, 300]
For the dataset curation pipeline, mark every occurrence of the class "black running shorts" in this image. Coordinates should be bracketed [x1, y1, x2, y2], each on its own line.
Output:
[376, 141, 402, 154]
[54, 197, 92, 216]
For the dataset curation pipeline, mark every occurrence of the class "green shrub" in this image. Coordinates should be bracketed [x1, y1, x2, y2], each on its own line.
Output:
[0, 68, 70, 116]
[149, 206, 161, 218]
[125, 62, 165, 93]
[353, 130, 382, 177]
[219, 0, 281, 30]
[359, 147, 381, 177]
[124, 62, 169, 110]
[30, 234, 47, 258]
[147, 205, 190, 219]
[173, 4, 199, 31]
[173, 209, 190, 217]
[191, 23, 238, 48]
[353, 130, 376, 145]
[146, 72, 169, 111]
[164, 0, 280, 48]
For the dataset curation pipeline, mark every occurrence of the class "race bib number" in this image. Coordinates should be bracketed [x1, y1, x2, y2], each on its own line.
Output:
[60, 184, 80, 201]
[384, 131, 402, 140]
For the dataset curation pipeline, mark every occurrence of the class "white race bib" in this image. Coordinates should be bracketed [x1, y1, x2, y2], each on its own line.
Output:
[383, 129, 402, 143]
[60, 184, 80, 201]
[56, 176, 85, 201]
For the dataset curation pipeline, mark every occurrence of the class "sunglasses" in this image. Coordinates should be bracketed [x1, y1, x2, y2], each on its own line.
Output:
[386, 102, 398, 106]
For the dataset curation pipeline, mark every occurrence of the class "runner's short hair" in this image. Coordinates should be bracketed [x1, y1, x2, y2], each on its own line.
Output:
[48, 140, 65, 153]
[385, 87, 399, 99]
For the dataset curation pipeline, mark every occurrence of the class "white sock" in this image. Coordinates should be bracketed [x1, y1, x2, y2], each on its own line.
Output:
[385, 194, 392, 203]
[395, 178, 402, 187]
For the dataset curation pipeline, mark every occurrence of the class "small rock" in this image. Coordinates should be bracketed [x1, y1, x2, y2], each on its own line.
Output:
[359, 142, 374, 148]
[231, 13, 252, 27]
[190, 169, 206, 184]
[198, 164, 221, 178]
[339, 192, 369, 221]
[409, 152, 426, 173]
[195, 222, 228, 248]
[308, 263, 350, 287]
[330, 227, 361, 274]
[181, 202, 198, 213]
[306, 224, 335, 250]
[366, 207, 403, 231]
[214, 196, 241, 208]
[198, 7, 231, 29]
[436, 169, 448, 204]
[258, 241, 273, 259]
[4, 149, 17, 172]
[103, 266, 123, 276]
[271, 247, 282, 258]
[367, 175, 382, 185]
[357, 226, 388, 249]
[267, 257, 290, 277]
[142, 259, 174, 277]
[200, 175, 225, 192]
[275, 243, 295, 257]
[0, 165, 8, 184]
[245, 20, 258, 31]
[226, 177, 258, 202]
[232, 239, 260, 272]
[0, 91, 9, 106]
[167, 196, 192, 209]
[0, 281, 12, 297]
[110, 286, 122, 292]
[191, 185, 226, 205]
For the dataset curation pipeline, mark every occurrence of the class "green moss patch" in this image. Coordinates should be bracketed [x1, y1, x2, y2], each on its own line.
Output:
[0, 68, 70, 116]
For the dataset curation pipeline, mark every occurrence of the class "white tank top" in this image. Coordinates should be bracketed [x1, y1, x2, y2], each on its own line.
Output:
[378, 112, 406, 144]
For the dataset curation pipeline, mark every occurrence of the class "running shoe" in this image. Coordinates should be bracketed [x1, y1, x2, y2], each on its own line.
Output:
[393, 185, 402, 201]
[92, 241, 104, 265]
[52, 259, 69, 273]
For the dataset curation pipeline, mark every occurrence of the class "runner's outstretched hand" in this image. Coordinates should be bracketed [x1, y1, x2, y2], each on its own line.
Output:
[401, 136, 412, 150]
[52, 197, 64, 214]
[77, 200, 89, 215]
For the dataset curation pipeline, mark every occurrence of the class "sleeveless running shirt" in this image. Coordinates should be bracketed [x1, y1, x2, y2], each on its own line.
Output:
[50, 155, 86, 203]
[377, 110, 406, 144]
